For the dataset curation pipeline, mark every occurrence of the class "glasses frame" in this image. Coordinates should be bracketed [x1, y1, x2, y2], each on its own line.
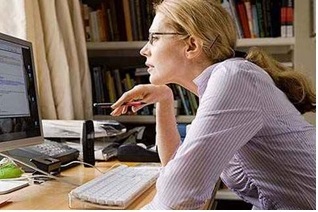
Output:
[148, 32, 187, 45]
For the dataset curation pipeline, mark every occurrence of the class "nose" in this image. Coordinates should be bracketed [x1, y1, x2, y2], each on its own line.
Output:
[140, 42, 150, 57]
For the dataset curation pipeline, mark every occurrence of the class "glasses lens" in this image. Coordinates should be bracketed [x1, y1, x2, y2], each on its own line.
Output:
[148, 33, 153, 45]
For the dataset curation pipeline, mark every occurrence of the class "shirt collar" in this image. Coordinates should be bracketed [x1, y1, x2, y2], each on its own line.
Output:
[193, 63, 219, 98]
[193, 58, 244, 98]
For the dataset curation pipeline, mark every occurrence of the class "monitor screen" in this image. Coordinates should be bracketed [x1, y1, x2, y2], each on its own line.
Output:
[0, 33, 43, 151]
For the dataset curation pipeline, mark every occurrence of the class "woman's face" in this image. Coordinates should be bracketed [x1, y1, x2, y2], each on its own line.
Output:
[140, 13, 188, 85]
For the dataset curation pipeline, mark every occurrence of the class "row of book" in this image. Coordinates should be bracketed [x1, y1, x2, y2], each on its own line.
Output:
[80, 0, 294, 42]
[91, 66, 199, 116]
[91, 66, 149, 115]
[221, 0, 294, 38]
[80, 0, 154, 42]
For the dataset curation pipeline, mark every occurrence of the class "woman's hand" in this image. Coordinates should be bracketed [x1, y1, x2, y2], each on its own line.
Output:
[110, 84, 174, 116]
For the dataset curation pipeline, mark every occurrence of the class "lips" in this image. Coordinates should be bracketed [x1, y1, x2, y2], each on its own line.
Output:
[145, 63, 154, 73]
[145, 63, 154, 68]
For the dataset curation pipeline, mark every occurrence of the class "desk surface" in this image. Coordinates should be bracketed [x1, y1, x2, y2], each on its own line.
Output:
[1, 161, 156, 210]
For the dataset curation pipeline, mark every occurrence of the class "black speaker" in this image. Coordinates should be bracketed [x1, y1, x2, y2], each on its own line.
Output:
[82, 120, 95, 167]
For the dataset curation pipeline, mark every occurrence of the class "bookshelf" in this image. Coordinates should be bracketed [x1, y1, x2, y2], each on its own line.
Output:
[84, 0, 302, 124]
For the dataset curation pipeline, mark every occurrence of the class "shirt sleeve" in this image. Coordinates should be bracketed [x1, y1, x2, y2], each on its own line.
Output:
[142, 63, 263, 210]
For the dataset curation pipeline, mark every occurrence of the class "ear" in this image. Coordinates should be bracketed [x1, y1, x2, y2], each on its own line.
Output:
[185, 36, 202, 59]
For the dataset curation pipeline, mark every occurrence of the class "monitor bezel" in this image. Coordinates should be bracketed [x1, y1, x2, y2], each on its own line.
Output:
[0, 32, 44, 152]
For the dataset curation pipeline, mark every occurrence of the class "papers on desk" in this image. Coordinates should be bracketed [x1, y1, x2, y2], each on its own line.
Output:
[42, 120, 126, 138]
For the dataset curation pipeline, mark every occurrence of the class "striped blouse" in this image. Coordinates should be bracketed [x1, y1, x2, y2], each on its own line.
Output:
[142, 58, 316, 210]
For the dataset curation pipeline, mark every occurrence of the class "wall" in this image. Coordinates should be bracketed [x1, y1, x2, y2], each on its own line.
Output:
[294, 0, 316, 125]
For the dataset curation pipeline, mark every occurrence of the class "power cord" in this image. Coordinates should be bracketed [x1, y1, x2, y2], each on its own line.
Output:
[0, 153, 123, 186]
[61, 161, 122, 174]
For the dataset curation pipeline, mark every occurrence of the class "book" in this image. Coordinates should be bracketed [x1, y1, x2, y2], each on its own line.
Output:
[229, 0, 244, 38]
[89, 11, 99, 42]
[251, 0, 259, 37]
[186, 90, 198, 115]
[222, 0, 244, 39]
[255, 0, 265, 37]
[98, 8, 108, 41]
[244, 0, 255, 38]
[105, 70, 117, 103]
[236, 0, 251, 38]
[261, 0, 270, 37]
[134, 0, 143, 40]
[92, 66, 106, 114]
[113, 0, 127, 41]
[281, 0, 294, 37]
[263, 0, 272, 37]
[176, 85, 191, 115]
[129, 0, 138, 40]
[270, 0, 281, 37]
[82, 4, 92, 41]
[112, 69, 124, 97]
[122, 0, 133, 41]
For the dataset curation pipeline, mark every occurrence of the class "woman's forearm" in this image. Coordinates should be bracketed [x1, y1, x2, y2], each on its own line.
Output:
[156, 99, 181, 166]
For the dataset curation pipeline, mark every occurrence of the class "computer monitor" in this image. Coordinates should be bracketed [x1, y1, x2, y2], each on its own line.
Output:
[0, 32, 43, 152]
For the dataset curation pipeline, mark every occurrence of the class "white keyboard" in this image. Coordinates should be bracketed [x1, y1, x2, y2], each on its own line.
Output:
[69, 165, 160, 209]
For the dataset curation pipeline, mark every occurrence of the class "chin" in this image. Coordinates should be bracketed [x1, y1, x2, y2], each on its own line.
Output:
[149, 76, 166, 85]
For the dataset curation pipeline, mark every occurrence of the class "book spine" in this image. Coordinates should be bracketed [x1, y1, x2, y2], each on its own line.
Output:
[285, 0, 294, 37]
[264, 0, 272, 37]
[176, 85, 191, 115]
[89, 11, 99, 42]
[261, 0, 270, 37]
[223, 0, 243, 39]
[122, 0, 133, 41]
[251, 1, 259, 37]
[82, 4, 92, 41]
[134, 0, 143, 40]
[244, 0, 255, 38]
[255, 0, 265, 37]
[112, 69, 124, 97]
[113, 0, 127, 41]
[98, 9, 107, 41]
[108, 0, 120, 41]
[230, 0, 244, 38]
[270, 0, 281, 37]
[105, 70, 117, 103]
[236, 0, 251, 38]
[129, 0, 138, 40]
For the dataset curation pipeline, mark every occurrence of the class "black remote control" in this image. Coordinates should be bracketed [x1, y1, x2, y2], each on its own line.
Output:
[82, 120, 95, 167]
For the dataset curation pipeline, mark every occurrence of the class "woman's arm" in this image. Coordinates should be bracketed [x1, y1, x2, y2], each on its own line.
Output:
[111, 84, 181, 165]
[155, 95, 181, 165]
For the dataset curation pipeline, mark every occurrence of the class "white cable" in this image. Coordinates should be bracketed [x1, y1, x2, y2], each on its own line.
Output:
[0, 153, 123, 186]
[61, 161, 122, 174]
[61, 161, 104, 173]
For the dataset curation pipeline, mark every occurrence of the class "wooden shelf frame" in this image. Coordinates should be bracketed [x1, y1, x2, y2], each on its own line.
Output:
[94, 115, 195, 124]
[87, 37, 295, 58]
[87, 37, 295, 50]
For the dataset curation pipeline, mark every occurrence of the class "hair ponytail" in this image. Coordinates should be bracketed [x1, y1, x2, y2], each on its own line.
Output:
[246, 47, 316, 114]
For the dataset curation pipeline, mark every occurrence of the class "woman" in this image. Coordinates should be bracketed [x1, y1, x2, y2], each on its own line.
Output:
[111, 0, 316, 209]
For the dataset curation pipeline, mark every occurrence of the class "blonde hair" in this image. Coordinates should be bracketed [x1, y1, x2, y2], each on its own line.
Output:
[155, 0, 315, 114]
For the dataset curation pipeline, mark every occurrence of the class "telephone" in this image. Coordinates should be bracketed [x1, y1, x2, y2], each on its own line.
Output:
[95, 126, 160, 162]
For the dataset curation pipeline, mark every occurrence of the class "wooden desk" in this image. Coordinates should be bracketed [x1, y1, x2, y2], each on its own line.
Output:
[1, 161, 156, 210]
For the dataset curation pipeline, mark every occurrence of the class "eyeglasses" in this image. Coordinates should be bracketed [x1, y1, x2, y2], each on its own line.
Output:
[148, 32, 187, 45]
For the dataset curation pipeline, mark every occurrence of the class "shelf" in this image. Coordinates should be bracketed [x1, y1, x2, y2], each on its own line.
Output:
[87, 37, 295, 50]
[236, 37, 295, 47]
[93, 115, 195, 124]
[87, 41, 146, 50]
[87, 37, 295, 57]
[215, 189, 241, 201]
